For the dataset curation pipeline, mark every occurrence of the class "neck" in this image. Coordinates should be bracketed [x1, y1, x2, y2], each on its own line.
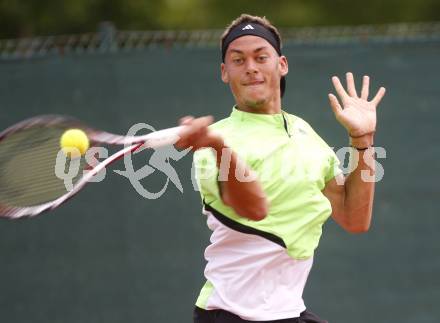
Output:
[236, 93, 282, 115]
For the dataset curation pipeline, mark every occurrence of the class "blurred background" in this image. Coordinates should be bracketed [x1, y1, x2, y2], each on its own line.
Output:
[0, 1, 439, 323]
[1, 0, 440, 38]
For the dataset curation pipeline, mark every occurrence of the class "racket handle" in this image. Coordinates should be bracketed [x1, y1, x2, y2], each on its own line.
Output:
[140, 125, 185, 148]
[90, 125, 186, 146]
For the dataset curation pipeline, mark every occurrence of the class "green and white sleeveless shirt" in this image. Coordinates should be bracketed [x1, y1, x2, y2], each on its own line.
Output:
[193, 107, 341, 321]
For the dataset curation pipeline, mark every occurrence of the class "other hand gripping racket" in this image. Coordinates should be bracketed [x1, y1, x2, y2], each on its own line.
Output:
[0, 115, 183, 219]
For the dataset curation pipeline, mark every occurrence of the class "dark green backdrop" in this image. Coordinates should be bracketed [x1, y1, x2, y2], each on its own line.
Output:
[0, 38, 439, 323]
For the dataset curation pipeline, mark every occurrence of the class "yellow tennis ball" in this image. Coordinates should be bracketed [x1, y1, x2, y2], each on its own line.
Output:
[60, 129, 90, 158]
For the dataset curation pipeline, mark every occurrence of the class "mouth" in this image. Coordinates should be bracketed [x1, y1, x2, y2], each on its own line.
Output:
[243, 80, 264, 86]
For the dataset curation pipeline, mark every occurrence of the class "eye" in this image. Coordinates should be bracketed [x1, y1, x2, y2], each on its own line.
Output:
[232, 57, 244, 64]
[257, 55, 268, 62]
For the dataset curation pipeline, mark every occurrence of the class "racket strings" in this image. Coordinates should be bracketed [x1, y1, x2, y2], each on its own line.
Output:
[0, 127, 86, 208]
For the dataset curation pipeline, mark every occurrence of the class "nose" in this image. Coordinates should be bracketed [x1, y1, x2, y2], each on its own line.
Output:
[244, 58, 258, 75]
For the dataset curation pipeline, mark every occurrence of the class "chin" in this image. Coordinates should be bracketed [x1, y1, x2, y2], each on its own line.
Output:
[250, 88, 270, 100]
[244, 98, 267, 110]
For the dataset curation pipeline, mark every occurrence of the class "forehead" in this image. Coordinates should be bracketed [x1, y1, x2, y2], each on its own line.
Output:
[226, 35, 275, 55]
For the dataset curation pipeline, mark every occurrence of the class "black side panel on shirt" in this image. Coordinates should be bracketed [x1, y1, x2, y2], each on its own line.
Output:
[203, 203, 286, 248]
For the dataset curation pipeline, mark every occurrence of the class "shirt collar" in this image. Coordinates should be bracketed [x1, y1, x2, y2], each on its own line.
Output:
[230, 106, 286, 128]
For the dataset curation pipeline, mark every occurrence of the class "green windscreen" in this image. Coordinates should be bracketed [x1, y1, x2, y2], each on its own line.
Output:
[0, 36, 438, 323]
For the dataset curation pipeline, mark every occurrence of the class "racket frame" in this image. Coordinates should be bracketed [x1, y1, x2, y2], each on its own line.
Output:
[0, 115, 183, 219]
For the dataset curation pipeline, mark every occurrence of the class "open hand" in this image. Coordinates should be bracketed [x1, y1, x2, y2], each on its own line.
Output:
[329, 72, 386, 137]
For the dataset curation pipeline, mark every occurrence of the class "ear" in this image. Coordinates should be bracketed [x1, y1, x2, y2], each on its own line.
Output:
[221, 63, 229, 83]
[279, 55, 288, 77]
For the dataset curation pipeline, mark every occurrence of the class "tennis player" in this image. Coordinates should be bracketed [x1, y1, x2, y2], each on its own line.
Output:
[176, 14, 386, 323]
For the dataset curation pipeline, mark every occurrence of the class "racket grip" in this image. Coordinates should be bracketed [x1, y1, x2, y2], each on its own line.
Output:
[140, 125, 185, 148]
[91, 126, 186, 146]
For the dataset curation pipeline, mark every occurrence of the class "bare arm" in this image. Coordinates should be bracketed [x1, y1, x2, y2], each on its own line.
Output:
[175, 116, 268, 221]
[323, 72, 386, 233]
[323, 143, 376, 233]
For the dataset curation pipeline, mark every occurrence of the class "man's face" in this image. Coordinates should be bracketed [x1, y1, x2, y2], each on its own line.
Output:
[221, 35, 288, 111]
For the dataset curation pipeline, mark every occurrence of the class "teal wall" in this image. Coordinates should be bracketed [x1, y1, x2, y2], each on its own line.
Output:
[0, 39, 439, 323]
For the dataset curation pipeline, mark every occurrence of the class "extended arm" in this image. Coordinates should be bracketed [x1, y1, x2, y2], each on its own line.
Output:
[323, 73, 386, 233]
[176, 116, 268, 221]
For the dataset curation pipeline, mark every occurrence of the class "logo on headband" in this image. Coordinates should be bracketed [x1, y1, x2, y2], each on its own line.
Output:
[242, 24, 254, 30]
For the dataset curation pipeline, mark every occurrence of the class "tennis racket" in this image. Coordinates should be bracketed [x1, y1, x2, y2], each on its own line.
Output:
[0, 115, 183, 219]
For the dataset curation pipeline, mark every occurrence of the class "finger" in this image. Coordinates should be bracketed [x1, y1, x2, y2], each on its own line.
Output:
[328, 93, 343, 116]
[192, 115, 214, 129]
[346, 72, 358, 97]
[179, 115, 194, 125]
[371, 87, 386, 106]
[331, 76, 350, 101]
[360, 75, 369, 100]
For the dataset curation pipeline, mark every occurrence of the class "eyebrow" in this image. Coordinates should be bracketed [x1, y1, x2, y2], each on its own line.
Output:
[228, 46, 269, 55]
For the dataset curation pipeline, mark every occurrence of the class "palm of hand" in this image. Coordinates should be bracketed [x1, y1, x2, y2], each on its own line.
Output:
[329, 73, 386, 137]
[337, 97, 376, 137]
